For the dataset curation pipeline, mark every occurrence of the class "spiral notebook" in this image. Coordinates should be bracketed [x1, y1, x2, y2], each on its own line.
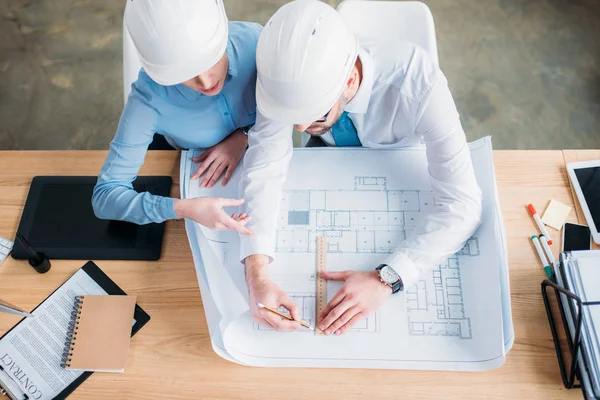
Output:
[0, 261, 150, 400]
[63, 295, 137, 372]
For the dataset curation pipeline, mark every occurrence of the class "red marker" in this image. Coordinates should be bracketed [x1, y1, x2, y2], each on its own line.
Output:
[527, 204, 552, 245]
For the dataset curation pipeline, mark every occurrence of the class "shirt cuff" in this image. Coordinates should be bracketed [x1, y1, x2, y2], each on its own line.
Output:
[239, 235, 274, 264]
[381, 252, 420, 290]
[157, 196, 179, 221]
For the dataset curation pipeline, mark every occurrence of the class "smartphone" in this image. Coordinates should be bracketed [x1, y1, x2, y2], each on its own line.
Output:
[562, 222, 592, 252]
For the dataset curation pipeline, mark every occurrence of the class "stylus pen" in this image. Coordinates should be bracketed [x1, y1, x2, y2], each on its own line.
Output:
[527, 204, 553, 245]
[257, 302, 314, 330]
[15, 233, 42, 264]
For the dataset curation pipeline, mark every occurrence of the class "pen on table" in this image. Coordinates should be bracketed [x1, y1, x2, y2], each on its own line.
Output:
[539, 234, 555, 279]
[257, 302, 314, 331]
[531, 235, 552, 279]
[0, 299, 34, 318]
[527, 204, 552, 245]
[539, 234, 556, 266]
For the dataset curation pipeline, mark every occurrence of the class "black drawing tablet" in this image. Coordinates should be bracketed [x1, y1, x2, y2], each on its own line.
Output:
[12, 176, 172, 260]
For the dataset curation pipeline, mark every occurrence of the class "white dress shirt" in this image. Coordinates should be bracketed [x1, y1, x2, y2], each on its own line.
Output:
[240, 40, 483, 290]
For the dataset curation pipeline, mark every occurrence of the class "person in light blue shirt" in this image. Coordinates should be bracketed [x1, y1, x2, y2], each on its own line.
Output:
[92, 0, 259, 235]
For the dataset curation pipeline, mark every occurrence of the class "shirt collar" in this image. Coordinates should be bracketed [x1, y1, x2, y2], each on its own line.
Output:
[344, 48, 374, 114]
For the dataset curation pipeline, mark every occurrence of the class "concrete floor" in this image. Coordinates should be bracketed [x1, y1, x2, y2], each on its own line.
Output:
[1, 0, 599, 150]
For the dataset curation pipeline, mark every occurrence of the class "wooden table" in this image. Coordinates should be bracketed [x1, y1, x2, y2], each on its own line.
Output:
[0, 150, 593, 399]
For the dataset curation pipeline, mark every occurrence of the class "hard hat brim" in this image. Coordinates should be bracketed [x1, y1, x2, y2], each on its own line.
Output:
[256, 78, 342, 125]
[132, 10, 229, 86]
[256, 53, 358, 125]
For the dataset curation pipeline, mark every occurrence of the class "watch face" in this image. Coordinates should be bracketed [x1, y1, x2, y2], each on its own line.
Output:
[380, 266, 399, 285]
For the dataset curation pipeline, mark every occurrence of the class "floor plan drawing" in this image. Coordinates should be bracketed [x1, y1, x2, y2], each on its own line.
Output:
[273, 176, 480, 339]
[275, 176, 441, 254]
[181, 139, 511, 370]
[405, 239, 480, 340]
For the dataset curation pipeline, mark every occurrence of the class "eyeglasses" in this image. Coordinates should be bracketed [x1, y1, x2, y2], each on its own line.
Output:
[315, 108, 332, 123]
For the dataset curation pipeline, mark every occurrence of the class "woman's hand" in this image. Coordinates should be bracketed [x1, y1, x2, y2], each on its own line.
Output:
[174, 197, 254, 236]
[191, 129, 248, 188]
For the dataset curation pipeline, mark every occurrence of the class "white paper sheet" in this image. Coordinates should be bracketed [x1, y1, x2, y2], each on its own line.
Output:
[181, 136, 513, 371]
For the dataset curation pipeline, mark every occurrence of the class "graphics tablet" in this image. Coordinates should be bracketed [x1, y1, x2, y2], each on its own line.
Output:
[12, 176, 172, 260]
[566, 160, 600, 245]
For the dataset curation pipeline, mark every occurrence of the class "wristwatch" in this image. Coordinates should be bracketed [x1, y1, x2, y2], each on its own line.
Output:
[240, 125, 252, 149]
[376, 264, 403, 294]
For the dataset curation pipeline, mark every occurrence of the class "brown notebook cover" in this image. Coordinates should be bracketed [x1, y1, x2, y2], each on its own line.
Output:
[64, 295, 137, 372]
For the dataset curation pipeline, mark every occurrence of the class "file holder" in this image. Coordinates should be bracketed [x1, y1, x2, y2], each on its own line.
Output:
[542, 277, 600, 399]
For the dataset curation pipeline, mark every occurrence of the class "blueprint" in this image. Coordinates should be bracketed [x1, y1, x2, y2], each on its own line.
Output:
[180, 136, 513, 370]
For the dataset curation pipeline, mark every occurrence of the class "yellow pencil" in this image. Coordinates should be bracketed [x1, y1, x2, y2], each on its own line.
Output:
[257, 302, 314, 330]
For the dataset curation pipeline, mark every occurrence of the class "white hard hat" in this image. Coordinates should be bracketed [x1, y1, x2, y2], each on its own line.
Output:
[125, 0, 229, 86]
[256, 0, 359, 124]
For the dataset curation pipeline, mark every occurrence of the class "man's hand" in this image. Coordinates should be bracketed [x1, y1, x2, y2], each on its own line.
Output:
[245, 255, 301, 331]
[174, 197, 254, 236]
[318, 270, 391, 336]
[191, 129, 248, 188]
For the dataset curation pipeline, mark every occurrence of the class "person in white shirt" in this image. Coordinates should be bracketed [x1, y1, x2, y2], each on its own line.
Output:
[240, 0, 483, 335]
